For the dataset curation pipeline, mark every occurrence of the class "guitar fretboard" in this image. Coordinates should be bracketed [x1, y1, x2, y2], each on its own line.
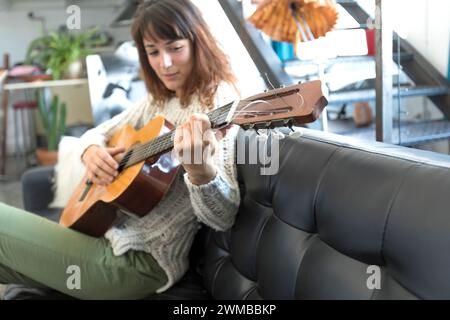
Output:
[118, 101, 234, 170]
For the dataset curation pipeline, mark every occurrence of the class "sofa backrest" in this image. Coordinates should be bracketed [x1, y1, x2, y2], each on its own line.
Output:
[201, 128, 450, 299]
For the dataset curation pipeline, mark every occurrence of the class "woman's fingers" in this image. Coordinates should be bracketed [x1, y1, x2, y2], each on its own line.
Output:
[94, 157, 117, 178]
[88, 161, 113, 185]
[105, 146, 126, 169]
[107, 146, 126, 162]
[84, 146, 125, 186]
[190, 113, 211, 135]
[189, 113, 214, 147]
[173, 114, 218, 166]
[174, 123, 191, 161]
[87, 170, 103, 186]
[97, 153, 118, 175]
[216, 124, 232, 141]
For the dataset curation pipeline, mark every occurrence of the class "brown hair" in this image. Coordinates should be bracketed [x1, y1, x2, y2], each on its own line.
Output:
[131, 0, 237, 109]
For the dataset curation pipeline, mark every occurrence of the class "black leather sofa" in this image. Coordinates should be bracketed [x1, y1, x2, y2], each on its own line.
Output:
[4, 128, 450, 299]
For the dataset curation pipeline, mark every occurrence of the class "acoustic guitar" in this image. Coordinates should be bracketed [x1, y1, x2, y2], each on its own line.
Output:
[60, 80, 328, 237]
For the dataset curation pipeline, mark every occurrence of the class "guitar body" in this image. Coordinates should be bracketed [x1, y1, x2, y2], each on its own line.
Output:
[59, 116, 181, 237]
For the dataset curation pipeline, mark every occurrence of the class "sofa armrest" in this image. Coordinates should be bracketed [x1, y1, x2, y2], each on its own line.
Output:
[21, 166, 55, 212]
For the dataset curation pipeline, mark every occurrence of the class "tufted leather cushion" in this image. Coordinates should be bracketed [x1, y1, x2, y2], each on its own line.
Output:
[8, 128, 450, 300]
[202, 128, 450, 299]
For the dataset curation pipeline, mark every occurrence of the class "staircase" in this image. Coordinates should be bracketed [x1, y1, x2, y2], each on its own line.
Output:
[219, 0, 450, 146]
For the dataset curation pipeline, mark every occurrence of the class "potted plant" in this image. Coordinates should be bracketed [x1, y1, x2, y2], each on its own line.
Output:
[25, 28, 108, 80]
[35, 91, 67, 165]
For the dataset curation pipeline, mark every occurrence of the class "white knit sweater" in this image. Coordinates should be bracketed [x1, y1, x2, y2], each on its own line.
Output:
[78, 84, 241, 293]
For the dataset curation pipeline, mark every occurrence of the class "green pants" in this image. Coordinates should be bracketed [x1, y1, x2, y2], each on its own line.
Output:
[0, 203, 168, 300]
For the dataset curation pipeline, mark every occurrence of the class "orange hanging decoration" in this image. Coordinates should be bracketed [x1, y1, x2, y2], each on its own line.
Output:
[248, 0, 339, 43]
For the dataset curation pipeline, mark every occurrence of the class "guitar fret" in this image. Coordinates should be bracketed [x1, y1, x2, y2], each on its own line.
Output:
[122, 101, 233, 170]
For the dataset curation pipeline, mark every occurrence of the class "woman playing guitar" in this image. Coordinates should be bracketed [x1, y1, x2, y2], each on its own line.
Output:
[0, 0, 241, 299]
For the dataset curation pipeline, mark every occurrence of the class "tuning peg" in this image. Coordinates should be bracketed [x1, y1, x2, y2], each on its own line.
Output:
[256, 129, 268, 141]
[288, 126, 303, 139]
[265, 121, 273, 129]
[272, 129, 285, 140]
[289, 131, 302, 139]
[283, 119, 292, 126]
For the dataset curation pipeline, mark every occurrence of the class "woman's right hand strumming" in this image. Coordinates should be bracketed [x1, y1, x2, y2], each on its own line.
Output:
[81, 145, 126, 186]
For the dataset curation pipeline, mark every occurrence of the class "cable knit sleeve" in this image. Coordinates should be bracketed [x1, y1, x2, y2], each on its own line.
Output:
[183, 125, 241, 232]
[182, 82, 241, 231]
[78, 96, 153, 158]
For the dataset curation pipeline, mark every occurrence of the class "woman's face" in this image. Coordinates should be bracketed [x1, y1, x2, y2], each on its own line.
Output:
[144, 37, 193, 97]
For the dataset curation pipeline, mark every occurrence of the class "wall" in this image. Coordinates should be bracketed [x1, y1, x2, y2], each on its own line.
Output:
[357, 0, 450, 78]
[0, 0, 130, 66]
[403, 0, 450, 78]
[192, 0, 266, 98]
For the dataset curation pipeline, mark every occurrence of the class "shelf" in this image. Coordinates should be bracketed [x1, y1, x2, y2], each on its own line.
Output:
[328, 85, 449, 105]
[4, 78, 88, 91]
[330, 119, 450, 146]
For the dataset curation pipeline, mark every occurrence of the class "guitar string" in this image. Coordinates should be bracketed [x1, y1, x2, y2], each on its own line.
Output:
[118, 105, 234, 168]
[122, 97, 278, 165]
[120, 92, 305, 169]
[264, 73, 301, 111]
[118, 107, 231, 168]
[121, 106, 228, 163]
[126, 109, 232, 166]
[119, 93, 304, 169]
[119, 91, 305, 169]
[123, 100, 240, 165]
[117, 105, 229, 165]
[120, 107, 259, 169]
[121, 102, 240, 167]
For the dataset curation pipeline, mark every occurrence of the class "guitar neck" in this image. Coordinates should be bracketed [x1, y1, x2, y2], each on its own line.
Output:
[118, 102, 234, 170]
[117, 80, 328, 171]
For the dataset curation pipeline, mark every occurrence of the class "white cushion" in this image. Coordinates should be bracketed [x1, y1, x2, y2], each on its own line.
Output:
[48, 136, 86, 208]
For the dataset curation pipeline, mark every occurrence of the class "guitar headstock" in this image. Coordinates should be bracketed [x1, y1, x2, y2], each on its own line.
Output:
[230, 80, 328, 130]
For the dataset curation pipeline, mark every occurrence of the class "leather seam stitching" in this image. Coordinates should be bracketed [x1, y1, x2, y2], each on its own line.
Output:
[312, 146, 341, 232]
[292, 233, 319, 298]
[380, 164, 416, 266]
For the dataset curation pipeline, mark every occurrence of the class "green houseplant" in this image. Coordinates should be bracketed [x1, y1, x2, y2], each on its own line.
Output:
[35, 91, 67, 165]
[25, 28, 107, 79]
